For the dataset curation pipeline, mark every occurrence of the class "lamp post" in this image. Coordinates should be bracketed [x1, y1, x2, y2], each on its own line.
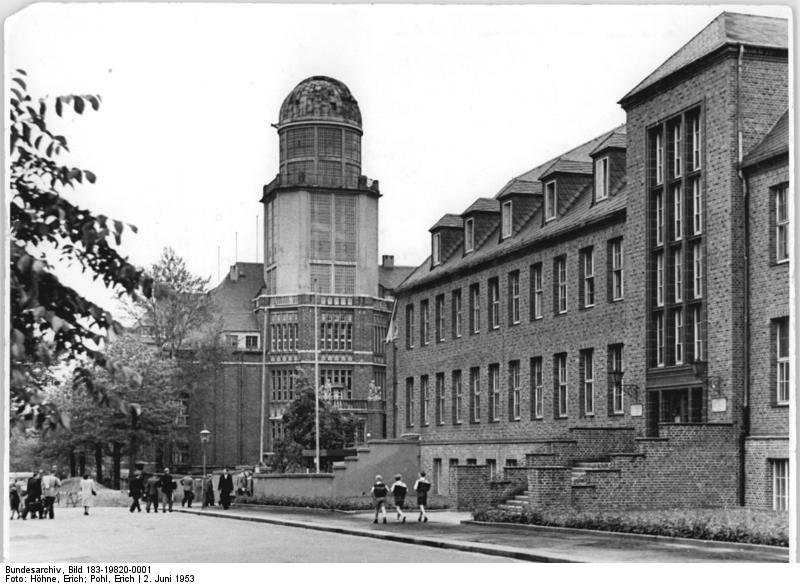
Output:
[200, 428, 210, 508]
[313, 287, 321, 474]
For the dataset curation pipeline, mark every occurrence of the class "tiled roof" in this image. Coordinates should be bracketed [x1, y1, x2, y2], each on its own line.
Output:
[497, 179, 542, 198]
[430, 214, 464, 231]
[379, 265, 416, 292]
[589, 131, 627, 156]
[462, 198, 500, 215]
[209, 262, 265, 332]
[539, 158, 593, 179]
[622, 13, 788, 103]
[742, 110, 789, 167]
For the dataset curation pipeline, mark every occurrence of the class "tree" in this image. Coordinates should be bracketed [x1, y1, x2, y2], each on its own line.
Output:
[8, 70, 155, 429]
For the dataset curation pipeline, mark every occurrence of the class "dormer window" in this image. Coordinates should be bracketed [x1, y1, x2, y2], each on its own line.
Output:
[432, 232, 441, 266]
[464, 218, 475, 253]
[501, 201, 513, 239]
[594, 157, 609, 201]
[544, 180, 557, 221]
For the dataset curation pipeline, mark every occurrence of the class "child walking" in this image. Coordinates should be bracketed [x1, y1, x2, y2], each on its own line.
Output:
[413, 471, 431, 522]
[370, 475, 388, 524]
[390, 474, 407, 523]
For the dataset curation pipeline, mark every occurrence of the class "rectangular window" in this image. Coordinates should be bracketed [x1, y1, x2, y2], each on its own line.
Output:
[777, 318, 789, 405]
[531, 357, 543, 420]
[674, 247, 683, 303]
[452, 370, 463, 424]
[433, 458, 442, 495]
[609, 345, 624, 414]
[486, 459, 497, 480]
[420, 375, 429, 426]
[655, 129, 664, 185]
[595, 157, 609, 201]
[775, 185, 789, 263]
[488, 277, 500, 330]
[531, 263, 543, 319]
[656, 313, 665, 366]
[655, 192, 664, 245]
[692, 243, 703, 299]
[435, 373, 445, 425]
[555, 256, 567, 314]
[509, 360, 521, 421]
[555, 353, 568, 418]
[432, 232, 441, 266]
[673, 184, 682, 241]
[674, 308, 684, 365]
[501, 200, 513, 239]
[405, 304, 415, 349]
[452, 289, 462, 338]
[245, 335, 259, 349]
[610, 238, 624, 300]
[771, 459, 789, 511]
[466, 458, 477, 466]
[581, 349, 594, 416]
[435, 295, 445, 342]
[405, 378, 415, 427]
[226, 334, 239, 348]
[545, 180, 557, 221]
[470, 367, 481, 423]
[581, 247, 595, 308]
[656, 252, 664, 306]
[420, 300, 430, 345]
[693, 306, 704, 361]
[488, 364, 500, 422]
[691, 114, 701, 171]
[673, 121, 682, 178]
[508, 271, 520, 324]
[470, 284, 480, 334]
[692, 178, 703, 235]
[464, 218, 475, 253]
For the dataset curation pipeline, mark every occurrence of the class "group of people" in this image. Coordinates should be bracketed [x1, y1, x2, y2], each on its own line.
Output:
[370, 471, 431, 524]
[126, 467, 239, 512]
[10, 469, 98, 518]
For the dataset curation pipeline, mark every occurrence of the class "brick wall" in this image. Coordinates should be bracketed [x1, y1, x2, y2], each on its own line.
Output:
[744, 437, 789, 509]
[450, 465, 526, 511]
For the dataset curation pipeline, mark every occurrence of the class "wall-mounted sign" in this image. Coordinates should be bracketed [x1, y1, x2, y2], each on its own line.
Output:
[711, 398, 727, 412]
[630, 404, 643, 417]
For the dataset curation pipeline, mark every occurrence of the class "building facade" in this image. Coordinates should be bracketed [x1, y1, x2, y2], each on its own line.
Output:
[389, 12, 790, 510]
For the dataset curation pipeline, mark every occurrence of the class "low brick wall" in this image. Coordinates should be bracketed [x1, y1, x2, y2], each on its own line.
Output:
[568, 426, 636, 461]
[450, 465, 527, 511]
[252, 473, 335, 498]
[744, 436, 789, 509]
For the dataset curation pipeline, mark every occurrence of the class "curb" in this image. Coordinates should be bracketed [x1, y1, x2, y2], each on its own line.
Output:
[462, 520, 789, 552]
[177, 508, 574, 563]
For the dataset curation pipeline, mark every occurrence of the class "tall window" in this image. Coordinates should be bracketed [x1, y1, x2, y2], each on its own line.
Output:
[175, 397, 188, 427]
[320, 312, 353, 351]
[595, 157, 609, 201]
[581, 349, 594, 416]
[501, 200, 513, 239]
[531, 357, 543, 420]
[420, 300, 430, 346]
[509, 360, 521, 421]
[555, 353, 568, 418]
[488, 364, 500, 422]
[435, 295, 445, 342]
[692, 243, 703, 298]
[673, 184, 682, 241]
[470, 284, 480, 334]
[674, 308, 684, 365]
[432, 232, 441, 266]
[609, 345, 624, 414]
[452, 370, 463, 424]
[405, 378, 415, 427]
[672, 121, 682, 178]
[693, 306, 704, 361]
[581, 247, 595, 308]
[673, 248, 683, 302]
[775, 185, 789, 263]
[776, 318, 789, 405]
[545, 180, 557, 221]
[771, 459, 789, 511]
[691, 114, 702, 170]
[420, 375, 429, 426]
[655, 129, 664, 185]
[405, 304, 415, 349]
[488, 277, 500, 330]
[531, 263, 543, 319]
[692, 178, 702, 234]
[610, 238, 624, 300]
[656, 252, 664, 306]
[555, 256, 567, 314]
[656, 313, 665, 366]
[435, 373, 445, 425]
[452, 289, 462, 338]
[470, 367, 481, 423]
[464, 218, 475, 253]
[655, 192, 664, 245]
[508, 271, 520, 324]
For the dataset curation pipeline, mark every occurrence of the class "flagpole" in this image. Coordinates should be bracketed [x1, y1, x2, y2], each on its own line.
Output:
[313, 281, 320, 474]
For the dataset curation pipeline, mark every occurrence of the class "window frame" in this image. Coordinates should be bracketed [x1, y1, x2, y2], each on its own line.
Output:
[673, 247, 683, 303]
[432, 232, 441, 266]
[488, 277, 500, 330]
[656, 252, 665, 307]
[509, 270, 520, 324]
[581, 247, 595, 308]
[435, 294, 445, 343]
[420, 299, 430, 346]
[771, 459, 789, 511]
[674, 308, 684, 365]
[655, 191, 664, 245]
[531, 263, 543, 320]
[470, 367, 481, 423]
[405, 377, 415, 427]
[611, 238, 624, 301]
[420, 374, 429, 426]
[435, 372, 445, 425]
[470, 284, 480, 334]
[488, 363, 500, 422]
[509, 360, 521, 421]
[775, 185, 789, 263]
[531, 357, 544, 420]
[556, 353, 568, 418]
[777, 318, 789, 405]
[692, 243, 703, 299]
[610, 345, 624, 415]
[555, 255, 567, 314]
[464, 217, 475, 253]
[452, 289, 463, 338]
[501, 200, 513, 239]
[581, 349, 594, 417]
[692, 178, 703, 235]
[673, 183, 683, 241]
[545, 180, 557, 221]
[594, 156, 609, 202]
[655, 129, 664, 185]
[452, 370, 463, 424]
[405, 304, 415, 349]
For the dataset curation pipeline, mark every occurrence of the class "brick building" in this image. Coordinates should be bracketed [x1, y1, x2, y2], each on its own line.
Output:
[389, 12, 790, 511]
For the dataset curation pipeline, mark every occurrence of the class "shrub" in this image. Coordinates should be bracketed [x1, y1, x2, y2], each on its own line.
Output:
[236, 493, 449, 512]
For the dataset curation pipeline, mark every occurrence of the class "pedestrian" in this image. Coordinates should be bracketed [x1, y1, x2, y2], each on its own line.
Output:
[160, 467, 176, 513]
[390, 474, 408, 523]
[128, 470, 144, 513]
[370, 474, 388, 524]
[181, 473, 195, 508]
[21, 470, 43, 520]
[79, 473, 96, 516]
[218, 468, 234, 510]
[144, 472, 161, 513]
[41, 468, 62, 519]
[236, 472, 248, 497]
[413, 471, 431, 522]
[202, 474, 215, 508]
[9, 482, 21, 520]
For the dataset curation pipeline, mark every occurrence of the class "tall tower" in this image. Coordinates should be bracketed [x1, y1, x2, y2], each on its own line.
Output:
[259, 77, 390, 458]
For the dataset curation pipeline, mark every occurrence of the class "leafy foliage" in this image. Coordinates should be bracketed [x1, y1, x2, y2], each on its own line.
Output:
[236, 493, 449, 511]
[8, 70, 155, 429]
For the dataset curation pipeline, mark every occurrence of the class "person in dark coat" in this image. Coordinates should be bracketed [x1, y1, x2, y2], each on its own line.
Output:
[128, 470, 144, 513]
[217, 468, 234, 510]
[144, 473, 161, 513]
[202, 475, 215, 508]
[21, 470, 43, 520]
[160, 467, 176, 513]
[9, 482, 21, 519]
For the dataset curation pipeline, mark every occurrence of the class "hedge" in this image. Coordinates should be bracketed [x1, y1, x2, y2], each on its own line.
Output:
[235, 493, 449, 512]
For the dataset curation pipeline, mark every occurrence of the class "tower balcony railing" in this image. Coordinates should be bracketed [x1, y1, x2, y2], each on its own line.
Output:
[254, 293, 392, 313]
[268, 171, 380, 193]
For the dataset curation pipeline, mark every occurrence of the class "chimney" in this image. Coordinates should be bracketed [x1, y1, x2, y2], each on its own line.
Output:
[229, 264, 239, 281]
[382, 255, 395, 269]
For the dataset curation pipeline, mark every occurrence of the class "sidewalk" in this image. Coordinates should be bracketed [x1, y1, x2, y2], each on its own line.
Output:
[177, 505, 789, 563]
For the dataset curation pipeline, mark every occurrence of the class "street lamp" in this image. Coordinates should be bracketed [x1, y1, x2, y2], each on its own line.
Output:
[609, 369, 640, 402]
[690, 359, 722, 396]
[200, 428, 210, 508]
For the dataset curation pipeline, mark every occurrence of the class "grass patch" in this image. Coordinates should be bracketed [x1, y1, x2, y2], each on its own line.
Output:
[236, 493, 449, 512]
[472, 506, 788, 547]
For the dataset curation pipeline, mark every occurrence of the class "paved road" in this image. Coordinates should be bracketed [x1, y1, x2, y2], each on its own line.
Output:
[5, 507, 513, 563]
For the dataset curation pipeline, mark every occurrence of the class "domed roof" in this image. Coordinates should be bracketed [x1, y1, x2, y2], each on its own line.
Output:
[278, 76, 362, 128]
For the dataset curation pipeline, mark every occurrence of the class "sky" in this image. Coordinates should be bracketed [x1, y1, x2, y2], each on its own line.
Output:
[4, 2, 792, 314]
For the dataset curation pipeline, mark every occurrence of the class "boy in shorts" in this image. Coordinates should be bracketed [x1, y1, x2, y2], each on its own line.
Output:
[390, 474, 407, 522]
[413, 471, 431, 522]
[370, 475, 388, 524]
